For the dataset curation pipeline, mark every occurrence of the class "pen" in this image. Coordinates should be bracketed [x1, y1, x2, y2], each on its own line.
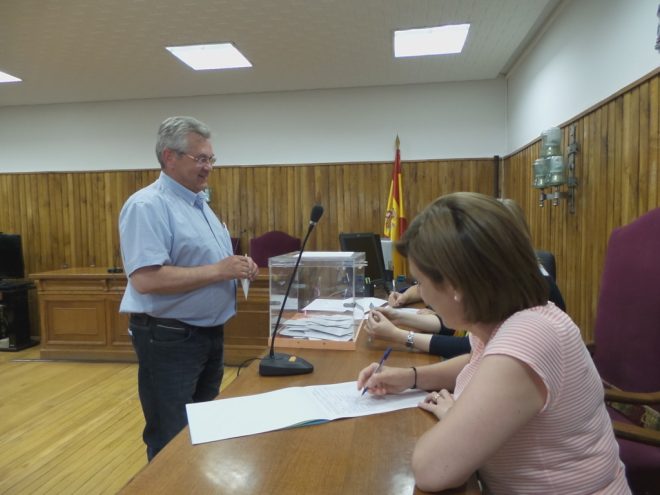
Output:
[367, 302, 375, 343]
[361, 346, 392, 396]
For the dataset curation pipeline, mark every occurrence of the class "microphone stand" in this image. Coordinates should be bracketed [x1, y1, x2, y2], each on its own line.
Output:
[259, 219, 319, 376]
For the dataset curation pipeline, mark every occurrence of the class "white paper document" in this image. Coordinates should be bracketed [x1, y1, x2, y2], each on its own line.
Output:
[186, 381, 427, 445]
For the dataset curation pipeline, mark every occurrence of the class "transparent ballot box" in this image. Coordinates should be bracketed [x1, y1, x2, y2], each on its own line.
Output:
[268, 251, 366, 350]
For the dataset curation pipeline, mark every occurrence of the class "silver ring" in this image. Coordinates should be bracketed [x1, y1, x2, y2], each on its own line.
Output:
[432, 392, 440, 402]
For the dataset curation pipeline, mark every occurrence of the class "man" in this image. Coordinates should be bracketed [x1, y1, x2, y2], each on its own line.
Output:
[119, 116, 258, 460]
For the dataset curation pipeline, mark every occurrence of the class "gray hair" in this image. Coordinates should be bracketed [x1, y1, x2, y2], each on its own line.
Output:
[155, 116, 211, 167]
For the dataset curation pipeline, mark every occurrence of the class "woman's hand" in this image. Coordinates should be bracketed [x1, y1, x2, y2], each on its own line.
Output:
[357, 364, 415, 396]
[378, 307, 442, 334]
[388, 285, 421, 307]
[418, 389, 455, 420]
[366, 309, 404, 342]
[388, 291, 407, 307]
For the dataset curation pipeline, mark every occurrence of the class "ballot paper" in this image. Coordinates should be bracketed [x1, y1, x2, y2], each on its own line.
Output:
[302, 297, 388, 314]
[186, 381, 427, 444]
[279, 314, 356, 341]
[241, 278, 249, 299]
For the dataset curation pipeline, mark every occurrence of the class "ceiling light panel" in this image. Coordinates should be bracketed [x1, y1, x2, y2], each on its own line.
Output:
[394, 24, 470, 58]
[166, 43, 252, 70]
[0, 70, 22, 83]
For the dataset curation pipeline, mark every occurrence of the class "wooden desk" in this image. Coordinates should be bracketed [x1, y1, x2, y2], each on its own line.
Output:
[30, 267, 270, 364]
[119, 330, 481, 495]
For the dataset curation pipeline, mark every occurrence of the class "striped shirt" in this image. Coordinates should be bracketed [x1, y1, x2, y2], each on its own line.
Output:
[455, 304, 630, 494]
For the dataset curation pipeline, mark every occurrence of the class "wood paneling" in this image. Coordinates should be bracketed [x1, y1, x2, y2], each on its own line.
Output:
[501, 70, 660, 342]
[3, 70, 656, 347]
[0, 159, 495, 277]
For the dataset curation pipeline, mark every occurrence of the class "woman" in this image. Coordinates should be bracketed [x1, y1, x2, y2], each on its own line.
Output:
[370, 198, 566, 358]
[357, 193, 629, 494]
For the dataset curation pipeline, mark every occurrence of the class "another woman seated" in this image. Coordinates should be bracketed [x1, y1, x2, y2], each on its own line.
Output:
[368, 198, 566, 358]
[357, 192, 629, 493]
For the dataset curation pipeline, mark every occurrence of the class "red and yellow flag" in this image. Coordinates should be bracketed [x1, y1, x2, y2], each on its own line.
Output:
[383, 136, 407, 279]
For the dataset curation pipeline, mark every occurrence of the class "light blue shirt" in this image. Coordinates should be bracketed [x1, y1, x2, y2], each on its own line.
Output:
[119, 172, 236, 326]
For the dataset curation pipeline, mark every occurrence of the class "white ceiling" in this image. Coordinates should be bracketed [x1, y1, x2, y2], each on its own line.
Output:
[0, 0, 560, 108]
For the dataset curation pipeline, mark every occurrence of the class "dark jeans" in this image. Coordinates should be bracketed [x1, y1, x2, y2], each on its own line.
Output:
[129, 313, 224, 461]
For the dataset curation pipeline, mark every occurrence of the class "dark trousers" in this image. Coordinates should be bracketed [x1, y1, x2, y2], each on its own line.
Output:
[129, 314, 224, 461]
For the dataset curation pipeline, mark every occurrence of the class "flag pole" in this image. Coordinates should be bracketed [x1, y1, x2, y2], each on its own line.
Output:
[384, 135, 407, 281]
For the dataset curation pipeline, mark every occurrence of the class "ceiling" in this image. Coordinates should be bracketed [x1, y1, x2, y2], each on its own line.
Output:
[0, 0, 560, 108]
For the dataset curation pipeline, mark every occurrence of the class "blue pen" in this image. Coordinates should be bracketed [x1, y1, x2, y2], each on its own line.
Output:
[361, 346, 393, 396]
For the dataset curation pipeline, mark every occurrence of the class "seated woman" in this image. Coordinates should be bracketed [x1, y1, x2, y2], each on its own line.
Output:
[357, 192, 629, 494]
[369, 198, 566, 358]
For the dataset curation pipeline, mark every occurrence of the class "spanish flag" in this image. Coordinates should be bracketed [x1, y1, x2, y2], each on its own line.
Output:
[383, 136, 407, 279]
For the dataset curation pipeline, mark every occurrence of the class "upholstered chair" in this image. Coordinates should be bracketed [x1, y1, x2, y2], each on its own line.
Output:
[249, 231, 302, 268]
[591, 207, 660, 494]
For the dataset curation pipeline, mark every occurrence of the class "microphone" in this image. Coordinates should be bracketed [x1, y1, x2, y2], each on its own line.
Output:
[309, 204, 323, 226]
[259, 205, 324, 376]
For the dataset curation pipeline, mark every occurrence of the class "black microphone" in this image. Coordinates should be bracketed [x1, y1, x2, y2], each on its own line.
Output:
[309, 204, 323, 225]
[259, 205, 324, 376]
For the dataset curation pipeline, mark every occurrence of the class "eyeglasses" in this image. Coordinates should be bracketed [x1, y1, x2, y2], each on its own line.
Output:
[180, 152, 217, 166]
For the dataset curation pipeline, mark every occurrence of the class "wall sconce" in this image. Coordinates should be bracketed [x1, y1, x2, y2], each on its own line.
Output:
[532, 124, 578, 213]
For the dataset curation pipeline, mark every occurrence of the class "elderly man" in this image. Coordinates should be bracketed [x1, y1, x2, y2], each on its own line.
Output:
[119, 116, 258, 460]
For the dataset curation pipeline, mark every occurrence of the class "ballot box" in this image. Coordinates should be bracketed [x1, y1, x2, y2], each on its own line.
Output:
[268, 251, 367, 350]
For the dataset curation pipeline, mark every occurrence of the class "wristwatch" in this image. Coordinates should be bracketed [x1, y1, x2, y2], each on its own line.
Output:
[406, 331, 415, 348]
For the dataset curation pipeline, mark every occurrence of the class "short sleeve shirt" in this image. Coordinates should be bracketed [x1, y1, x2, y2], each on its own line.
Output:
[119, 172, 236, 327]
[454, 304, 630, 494]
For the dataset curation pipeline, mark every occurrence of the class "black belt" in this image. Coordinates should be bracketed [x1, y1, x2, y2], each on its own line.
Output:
[130, 313, 223, 332]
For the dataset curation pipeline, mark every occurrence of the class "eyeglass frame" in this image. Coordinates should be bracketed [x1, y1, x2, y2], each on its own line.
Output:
[178, 151, 217, 167]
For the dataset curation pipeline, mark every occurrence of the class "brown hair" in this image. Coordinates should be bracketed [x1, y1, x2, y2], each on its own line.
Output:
[396, 192, 548, 324]
[498, 198, 531, 240]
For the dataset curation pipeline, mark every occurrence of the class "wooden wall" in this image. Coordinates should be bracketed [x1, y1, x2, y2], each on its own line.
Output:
[2, 68, 657, 345]
[501, 69, 660, 342]
[0, 159, 496, 277]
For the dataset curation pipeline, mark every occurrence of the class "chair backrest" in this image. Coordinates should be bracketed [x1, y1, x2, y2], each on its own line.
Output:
[593, 207, 660, 393]
[249, 230, 302, 267]
[535, 249, 557, 281]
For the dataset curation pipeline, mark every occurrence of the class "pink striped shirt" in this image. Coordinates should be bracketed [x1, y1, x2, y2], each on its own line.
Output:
[455, 304, 630, 494]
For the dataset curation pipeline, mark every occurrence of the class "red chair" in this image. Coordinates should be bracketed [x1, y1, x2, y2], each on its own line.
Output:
[249, 230, 301, 268]
[591, 207, 660, 494]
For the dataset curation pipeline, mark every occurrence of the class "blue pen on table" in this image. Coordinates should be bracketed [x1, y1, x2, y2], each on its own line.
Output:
[361, 346, 393, 396]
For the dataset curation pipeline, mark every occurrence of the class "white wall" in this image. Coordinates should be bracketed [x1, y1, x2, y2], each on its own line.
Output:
[506, 0, 659, 152]
[0, 79, 505, 172]
[3, 0, 657, 172]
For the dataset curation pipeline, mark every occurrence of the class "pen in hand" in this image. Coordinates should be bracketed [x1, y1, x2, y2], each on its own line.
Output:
[361, 346, 392, 396]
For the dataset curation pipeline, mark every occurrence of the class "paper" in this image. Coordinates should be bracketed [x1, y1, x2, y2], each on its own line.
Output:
[302, 298, 352, 312]
[241, 278, 249, 299]
[302, 297, 387, 313]
[281, 314, 355, 339]
[186, 381, 427, 444]
[355, 297, 388, 311]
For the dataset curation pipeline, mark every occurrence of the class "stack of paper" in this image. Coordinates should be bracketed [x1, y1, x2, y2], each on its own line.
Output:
[280, 314, 355, 341]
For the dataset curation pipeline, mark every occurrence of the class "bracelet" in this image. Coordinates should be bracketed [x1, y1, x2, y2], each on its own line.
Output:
[411, 366, 417, 389]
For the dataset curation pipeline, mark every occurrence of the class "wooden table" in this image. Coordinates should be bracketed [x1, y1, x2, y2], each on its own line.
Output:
[29, 267, 270, 364]
[119, 330, 481, 495]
